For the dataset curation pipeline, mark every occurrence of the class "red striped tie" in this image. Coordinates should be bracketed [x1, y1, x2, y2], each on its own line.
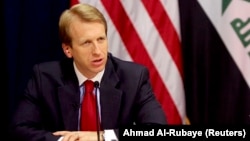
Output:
[80, 80, 98, 131]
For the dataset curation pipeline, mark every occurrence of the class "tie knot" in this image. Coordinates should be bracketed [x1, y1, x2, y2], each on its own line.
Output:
[84, 80, 94, 93]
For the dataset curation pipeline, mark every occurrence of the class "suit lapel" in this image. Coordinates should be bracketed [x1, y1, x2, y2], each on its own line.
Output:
[58, 59, 80, 130]
[100, 56, 122, 128]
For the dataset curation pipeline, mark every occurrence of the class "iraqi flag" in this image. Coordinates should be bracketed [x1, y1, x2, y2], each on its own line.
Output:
[179, 0, 250, 124]
[71, 0, 187, 124]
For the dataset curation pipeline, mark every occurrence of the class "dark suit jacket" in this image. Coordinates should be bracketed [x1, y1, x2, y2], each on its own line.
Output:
[10, 53, 167, 141]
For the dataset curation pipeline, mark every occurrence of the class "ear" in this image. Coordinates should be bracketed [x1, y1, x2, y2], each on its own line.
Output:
[62, 43, 73, 58]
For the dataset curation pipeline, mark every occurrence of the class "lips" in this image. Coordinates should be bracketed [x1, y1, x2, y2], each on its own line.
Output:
[93, 58, 102, 62]
[92, 58, 103, 66]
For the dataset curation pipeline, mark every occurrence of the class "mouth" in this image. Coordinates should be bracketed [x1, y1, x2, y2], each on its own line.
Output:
[92, 58, 103, 66]
[94, 58, 102, 62]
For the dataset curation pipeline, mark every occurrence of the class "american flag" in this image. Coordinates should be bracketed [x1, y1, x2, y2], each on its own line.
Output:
[71, 0, 187, 124]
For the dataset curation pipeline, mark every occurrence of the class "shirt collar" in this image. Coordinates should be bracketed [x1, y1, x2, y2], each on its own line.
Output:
[73, 61, 104, 86]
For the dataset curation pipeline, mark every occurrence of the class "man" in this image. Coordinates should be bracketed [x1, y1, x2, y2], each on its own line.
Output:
[9, 3, 167, 141]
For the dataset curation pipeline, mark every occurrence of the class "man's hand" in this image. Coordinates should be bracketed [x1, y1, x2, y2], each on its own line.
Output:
[53, 130, 104, 141]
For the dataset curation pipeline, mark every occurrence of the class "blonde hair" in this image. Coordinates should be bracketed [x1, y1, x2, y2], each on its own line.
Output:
[59, 3, 107, 46]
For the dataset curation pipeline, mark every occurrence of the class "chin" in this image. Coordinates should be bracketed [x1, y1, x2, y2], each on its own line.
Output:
[95, 66, 105, 73]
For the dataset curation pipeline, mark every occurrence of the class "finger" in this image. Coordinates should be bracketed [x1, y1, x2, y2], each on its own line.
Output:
[64, 132, 79, 141]
[53, 131, 69, 136]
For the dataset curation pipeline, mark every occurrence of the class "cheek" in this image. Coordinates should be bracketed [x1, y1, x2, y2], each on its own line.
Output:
[101, 44, 108, 52]
[75, 50, 90, 60]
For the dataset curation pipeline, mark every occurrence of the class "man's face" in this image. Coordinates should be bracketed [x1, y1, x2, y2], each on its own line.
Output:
[64, 19, 108, 78]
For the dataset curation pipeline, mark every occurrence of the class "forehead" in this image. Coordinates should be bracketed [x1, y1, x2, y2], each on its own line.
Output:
[70, 20, 105, 34]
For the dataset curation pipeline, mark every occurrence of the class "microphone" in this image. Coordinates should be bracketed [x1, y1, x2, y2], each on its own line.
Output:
[94, 81, 101, 141]
[94, 81, 99, 89]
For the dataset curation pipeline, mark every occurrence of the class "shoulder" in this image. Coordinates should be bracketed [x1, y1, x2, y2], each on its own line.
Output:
[31, 58, 74, 78]
[33, 58, 72, 71]
[34, 60, 60, 67]
[108, 53, 147, 71]
[33, 60, 61, 72]
[107, 53, 150, 80]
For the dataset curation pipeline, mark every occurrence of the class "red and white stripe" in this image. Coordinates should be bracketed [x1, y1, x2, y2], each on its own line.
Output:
[73, 0, 186, 124]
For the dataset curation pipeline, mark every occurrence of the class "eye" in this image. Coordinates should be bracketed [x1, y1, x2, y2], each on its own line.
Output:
[81, 41, 91, 47]
[85, 41, 91, 44]
[98, 37, 106, 43]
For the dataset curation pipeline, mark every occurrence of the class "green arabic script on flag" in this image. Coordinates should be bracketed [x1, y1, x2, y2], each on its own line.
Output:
[198, 0, 250, 88]
[231, 18, 250, 48]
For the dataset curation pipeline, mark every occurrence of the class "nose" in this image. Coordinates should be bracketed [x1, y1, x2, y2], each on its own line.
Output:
[92, 42, 101, 54]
